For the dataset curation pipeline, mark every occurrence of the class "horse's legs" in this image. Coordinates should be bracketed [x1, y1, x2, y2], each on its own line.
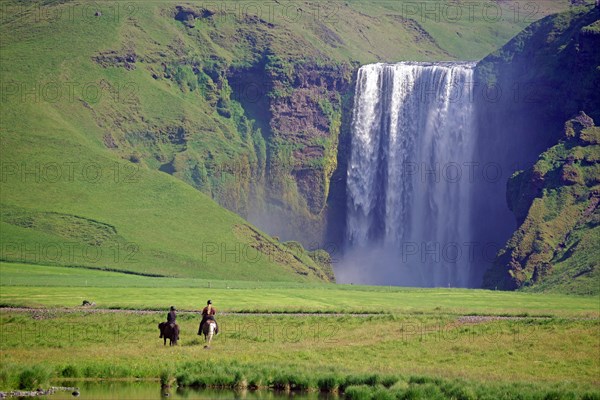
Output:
[207, 324, 214, 346]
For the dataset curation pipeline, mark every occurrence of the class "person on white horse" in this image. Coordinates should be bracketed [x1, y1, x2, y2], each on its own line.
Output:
[198, 300, 219, 345]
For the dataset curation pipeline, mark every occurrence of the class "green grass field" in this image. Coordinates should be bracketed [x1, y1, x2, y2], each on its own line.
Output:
[1, 311, 598, 395]
[1, 262, 599, 398]
[1, 262, 599, 316]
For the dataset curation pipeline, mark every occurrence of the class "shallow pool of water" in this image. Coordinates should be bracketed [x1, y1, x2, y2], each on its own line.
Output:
[36, 381, 339, 400]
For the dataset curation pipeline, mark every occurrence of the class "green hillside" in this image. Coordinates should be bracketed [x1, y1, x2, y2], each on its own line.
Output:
[0, 0, 581, 281]
[0, 0, 334, 281]
[0, 121, 332, 281]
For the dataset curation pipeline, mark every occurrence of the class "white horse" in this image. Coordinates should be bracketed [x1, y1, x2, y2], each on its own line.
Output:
[202, 320, 217, 348]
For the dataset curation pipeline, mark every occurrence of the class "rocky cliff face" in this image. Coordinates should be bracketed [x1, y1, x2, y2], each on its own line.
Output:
[246, 61, 354, 245]
[270, 63, 351, 215]
[213, 56, 355, 246]
[483, 112, 599, 294]
[472, 6, 600, 286]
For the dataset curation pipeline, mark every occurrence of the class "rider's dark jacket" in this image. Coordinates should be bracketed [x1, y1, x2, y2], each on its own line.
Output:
[167, 310, 177, 325]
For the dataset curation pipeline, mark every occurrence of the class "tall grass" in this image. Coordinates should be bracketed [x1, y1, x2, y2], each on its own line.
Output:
[16, 366, 50, 390]
[1, 357, 598, 398]
[170, 365, 600, 400]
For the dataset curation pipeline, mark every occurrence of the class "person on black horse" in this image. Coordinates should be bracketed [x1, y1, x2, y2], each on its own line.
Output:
[160, 306, 177, 338]
[198, 300, 219, 335]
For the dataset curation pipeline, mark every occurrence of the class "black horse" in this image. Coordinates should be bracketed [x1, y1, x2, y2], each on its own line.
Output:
[158, 322, 179, 346]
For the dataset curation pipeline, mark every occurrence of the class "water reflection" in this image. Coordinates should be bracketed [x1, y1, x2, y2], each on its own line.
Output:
[34, 381, 339, 400]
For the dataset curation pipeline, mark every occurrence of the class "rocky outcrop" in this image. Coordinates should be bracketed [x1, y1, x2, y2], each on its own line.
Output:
[483, 113, 600, 293]
[173, 6, 215, 28]
[93, 50, 137, 70]
[234, 225, 335, 282]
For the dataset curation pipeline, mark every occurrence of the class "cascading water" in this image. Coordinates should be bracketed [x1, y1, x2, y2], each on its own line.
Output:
[343, 62, 477, 288]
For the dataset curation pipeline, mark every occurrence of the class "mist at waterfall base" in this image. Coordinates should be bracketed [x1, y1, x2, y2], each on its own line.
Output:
[338, 62, 488, 288]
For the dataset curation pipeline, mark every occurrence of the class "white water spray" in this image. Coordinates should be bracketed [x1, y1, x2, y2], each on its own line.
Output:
[344, 62, 476, 287]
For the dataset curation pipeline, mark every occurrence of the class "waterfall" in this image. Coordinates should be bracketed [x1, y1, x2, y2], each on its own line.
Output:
[344, 62, 476, 288]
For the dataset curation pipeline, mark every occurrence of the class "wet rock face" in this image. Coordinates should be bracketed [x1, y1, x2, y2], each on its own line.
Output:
[224, 59, 354, 244]
[268, 63, 353, 216]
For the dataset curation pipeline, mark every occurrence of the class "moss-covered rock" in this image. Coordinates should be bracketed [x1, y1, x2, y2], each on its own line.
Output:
[483, 113, 600, 294]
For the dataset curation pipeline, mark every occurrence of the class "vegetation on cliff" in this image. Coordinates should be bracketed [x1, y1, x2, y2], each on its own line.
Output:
[483, 113, 599, 294]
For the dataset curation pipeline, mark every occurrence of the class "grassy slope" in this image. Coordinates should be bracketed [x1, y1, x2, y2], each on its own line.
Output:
[306, 0, 575, 62]
[0, 1, 346, 282]
[0, 0, 577, 282]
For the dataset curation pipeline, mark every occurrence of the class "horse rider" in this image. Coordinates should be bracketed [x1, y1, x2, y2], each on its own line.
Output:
[167, 305, 177, 325]
[198, 300, 219, 335]
[160, 306, 177, 338]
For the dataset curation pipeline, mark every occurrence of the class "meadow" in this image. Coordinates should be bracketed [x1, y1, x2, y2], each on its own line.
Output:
[1, 262, 599, 399]
[1, 262, 599, 316]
